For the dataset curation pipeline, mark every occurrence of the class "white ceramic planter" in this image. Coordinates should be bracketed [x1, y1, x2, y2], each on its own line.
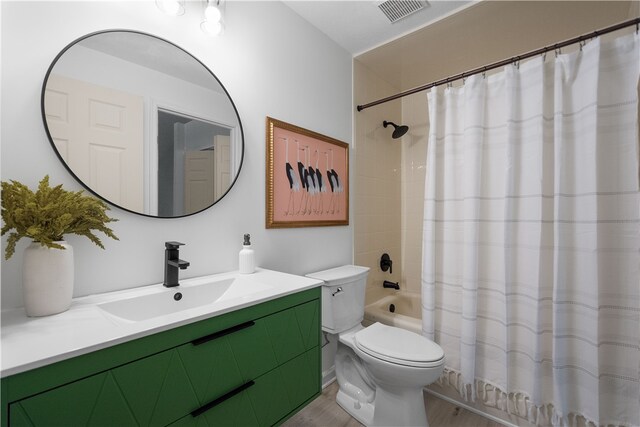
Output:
[22, 241, 74, 317]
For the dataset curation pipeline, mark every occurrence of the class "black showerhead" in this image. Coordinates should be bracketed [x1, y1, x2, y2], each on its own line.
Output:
[383, 121, 409, 139]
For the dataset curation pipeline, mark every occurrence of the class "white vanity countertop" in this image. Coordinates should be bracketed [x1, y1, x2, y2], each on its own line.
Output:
[1, 268, 323, 378]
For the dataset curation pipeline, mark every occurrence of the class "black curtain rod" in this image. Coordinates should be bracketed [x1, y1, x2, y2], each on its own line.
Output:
[356, 17, 640, 112]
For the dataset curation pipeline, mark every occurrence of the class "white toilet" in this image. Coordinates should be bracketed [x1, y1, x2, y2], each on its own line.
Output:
[306, 265, 445, 427]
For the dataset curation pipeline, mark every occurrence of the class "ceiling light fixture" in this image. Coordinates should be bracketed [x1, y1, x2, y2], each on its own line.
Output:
[204, 2, 222, 22]
[155, 0, 185, 16]
[201, 0, 225, 36]
[155, 0, 226, 37]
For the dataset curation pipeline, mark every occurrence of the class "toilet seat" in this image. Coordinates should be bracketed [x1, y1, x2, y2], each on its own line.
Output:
[354, 322, 444, 368]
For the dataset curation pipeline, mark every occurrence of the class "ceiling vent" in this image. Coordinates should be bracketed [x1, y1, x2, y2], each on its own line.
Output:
[377, 0, 429, 23]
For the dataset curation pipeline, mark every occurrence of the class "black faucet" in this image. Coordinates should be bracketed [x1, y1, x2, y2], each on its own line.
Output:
[164, 241, 190, 287]
[383, 280, 400, 290]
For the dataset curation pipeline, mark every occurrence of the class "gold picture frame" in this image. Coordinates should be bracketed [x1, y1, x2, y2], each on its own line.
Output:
[266, 117, 349, 228]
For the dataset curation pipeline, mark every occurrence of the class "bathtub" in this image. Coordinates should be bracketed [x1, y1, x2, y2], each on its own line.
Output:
[364, 292, 422, 335]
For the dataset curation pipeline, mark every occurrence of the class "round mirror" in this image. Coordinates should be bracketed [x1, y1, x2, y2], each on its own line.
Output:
[41, 30, 244, 218]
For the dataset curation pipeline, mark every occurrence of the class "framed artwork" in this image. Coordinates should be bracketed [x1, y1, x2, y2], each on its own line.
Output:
[266, 117, 349, 228]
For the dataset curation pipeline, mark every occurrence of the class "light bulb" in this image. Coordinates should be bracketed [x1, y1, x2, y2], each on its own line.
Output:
[156, 0, 184, 16]
[201, 19, 224, 36]
[204, 5, 222, 23]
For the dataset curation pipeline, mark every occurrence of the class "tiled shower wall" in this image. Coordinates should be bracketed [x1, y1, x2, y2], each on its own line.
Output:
[353, 60, 402, 305]
[353, 62, 430, 304]
[400, 93, 429, 295]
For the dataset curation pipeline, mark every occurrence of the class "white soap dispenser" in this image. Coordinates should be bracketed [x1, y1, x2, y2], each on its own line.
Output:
[238, 233, 255, 274]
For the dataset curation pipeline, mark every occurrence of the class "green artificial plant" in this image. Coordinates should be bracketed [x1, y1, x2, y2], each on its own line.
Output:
[1, 175, 119, 260]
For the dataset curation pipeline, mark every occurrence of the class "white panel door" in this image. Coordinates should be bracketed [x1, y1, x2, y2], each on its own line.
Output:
[214, 135, 231, 199]
[184, 150, 215, 214]
[44, 75, 144, 211]
[43, 86, 72, 161]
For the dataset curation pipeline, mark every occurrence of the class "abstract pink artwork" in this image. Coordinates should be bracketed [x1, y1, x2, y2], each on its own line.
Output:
[266, 117, 348, 228]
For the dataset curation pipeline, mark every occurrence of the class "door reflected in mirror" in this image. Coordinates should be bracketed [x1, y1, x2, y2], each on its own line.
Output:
[42, 30, 244, 217]
[157, 110, 231, 216]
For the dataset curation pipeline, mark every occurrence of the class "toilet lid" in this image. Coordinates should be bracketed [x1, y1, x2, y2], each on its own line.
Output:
[354, 323, 444, 368]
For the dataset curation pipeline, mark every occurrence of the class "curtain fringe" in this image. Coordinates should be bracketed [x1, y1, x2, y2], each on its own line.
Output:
[435, 367, 630, 427]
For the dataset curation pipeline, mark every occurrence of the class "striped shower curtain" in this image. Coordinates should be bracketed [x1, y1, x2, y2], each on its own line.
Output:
[421, 33, 640, 426]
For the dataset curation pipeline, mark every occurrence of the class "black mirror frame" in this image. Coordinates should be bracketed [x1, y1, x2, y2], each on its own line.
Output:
[40, 29, 245, 219]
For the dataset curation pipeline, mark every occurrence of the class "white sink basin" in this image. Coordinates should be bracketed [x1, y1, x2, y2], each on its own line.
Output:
[98, 277, 273, 322]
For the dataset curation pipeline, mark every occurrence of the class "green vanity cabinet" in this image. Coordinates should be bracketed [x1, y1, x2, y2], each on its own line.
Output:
[2, 288, 321, 427]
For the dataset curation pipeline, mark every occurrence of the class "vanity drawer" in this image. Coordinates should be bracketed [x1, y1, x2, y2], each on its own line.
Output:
[6, 299, 320, 427]
[169, 347, 320, 427]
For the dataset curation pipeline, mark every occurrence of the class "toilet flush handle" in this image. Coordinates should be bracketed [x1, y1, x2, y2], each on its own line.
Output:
[332, 287, 343, 297]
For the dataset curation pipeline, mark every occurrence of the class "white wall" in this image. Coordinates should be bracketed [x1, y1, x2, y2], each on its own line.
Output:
[1, 1, 353, 309]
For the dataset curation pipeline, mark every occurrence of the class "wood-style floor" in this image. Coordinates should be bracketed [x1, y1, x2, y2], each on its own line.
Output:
[283, 381, 505, 427]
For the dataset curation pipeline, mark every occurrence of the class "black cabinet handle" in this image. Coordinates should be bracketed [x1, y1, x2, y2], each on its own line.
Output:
[191, 320, 255, 346]
[191, 380, 255, 417]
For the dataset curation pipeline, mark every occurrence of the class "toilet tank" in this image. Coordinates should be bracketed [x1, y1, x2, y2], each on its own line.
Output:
[306, 265, 370, 334]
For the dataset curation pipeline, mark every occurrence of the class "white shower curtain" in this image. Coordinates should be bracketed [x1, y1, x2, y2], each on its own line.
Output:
[422, 33, 640, 427]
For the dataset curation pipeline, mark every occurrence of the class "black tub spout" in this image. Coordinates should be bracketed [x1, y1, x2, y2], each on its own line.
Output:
[383, 280, 399, 290]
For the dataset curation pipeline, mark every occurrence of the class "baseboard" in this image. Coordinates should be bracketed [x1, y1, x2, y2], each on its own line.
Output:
[322, 377, 336, 390]
[424, 388, 519, 427]
[322, 367, 336, 389]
